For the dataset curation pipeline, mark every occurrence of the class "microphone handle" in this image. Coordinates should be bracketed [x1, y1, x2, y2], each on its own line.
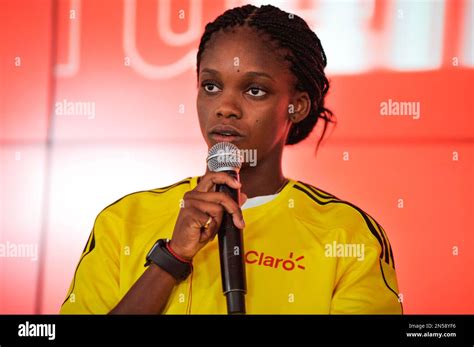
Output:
[216, 170, 247, 314]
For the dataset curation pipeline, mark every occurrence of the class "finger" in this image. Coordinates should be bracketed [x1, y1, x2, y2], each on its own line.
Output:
[186, 198, 224, 229]
[199, 216, 216, 242]
[195, 172, 241, 193]
[187, 207, 216, 242]
[190, 191, 245, 229]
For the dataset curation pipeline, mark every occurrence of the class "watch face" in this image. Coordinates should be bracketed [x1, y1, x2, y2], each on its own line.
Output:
[144, 239, 192, 282]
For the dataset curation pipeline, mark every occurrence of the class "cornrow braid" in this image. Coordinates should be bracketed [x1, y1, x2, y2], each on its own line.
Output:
[196, 4, 336, 152]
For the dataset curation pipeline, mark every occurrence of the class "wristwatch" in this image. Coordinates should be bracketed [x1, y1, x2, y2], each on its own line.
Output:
[144, 239, 193, 283]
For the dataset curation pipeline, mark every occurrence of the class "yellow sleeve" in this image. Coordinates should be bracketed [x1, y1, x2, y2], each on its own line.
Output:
[60, 209, 122, 314]
[330, 224, 403, 314]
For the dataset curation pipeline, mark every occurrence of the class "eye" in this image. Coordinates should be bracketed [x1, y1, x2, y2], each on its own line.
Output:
[202, 83, 221, 93]
[246, 87, 267, 97]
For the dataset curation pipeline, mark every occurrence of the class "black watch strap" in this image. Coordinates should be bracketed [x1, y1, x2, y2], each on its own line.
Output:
[144, 239, 192, 283]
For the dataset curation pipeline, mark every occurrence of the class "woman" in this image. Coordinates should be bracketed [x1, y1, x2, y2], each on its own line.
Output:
[60, 4, 402, 314]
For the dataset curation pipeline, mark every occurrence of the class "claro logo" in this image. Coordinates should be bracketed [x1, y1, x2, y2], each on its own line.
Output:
[245, 250, 306, 271]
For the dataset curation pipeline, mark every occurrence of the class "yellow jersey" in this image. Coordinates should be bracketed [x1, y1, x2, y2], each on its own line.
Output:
[60, 176, 402, 314]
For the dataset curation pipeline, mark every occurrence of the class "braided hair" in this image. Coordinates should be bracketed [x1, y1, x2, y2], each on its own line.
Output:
[196, 4, 336, 151]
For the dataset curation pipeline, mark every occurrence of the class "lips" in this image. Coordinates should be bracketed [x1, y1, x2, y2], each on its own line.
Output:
[209, 124, 244, 137]
[209, 125, 245, 143]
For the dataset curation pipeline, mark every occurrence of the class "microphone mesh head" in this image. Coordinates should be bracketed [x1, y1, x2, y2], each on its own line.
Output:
[207, 142, 242, 172]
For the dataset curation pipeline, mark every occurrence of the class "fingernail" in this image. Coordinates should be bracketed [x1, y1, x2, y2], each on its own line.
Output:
[240, 218, 246, 228]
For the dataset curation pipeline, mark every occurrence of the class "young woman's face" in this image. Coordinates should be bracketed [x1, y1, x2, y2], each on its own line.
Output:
[197, 26, 299, 162]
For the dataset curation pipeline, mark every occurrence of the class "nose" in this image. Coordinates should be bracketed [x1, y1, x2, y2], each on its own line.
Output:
[215, 94, 242, 119]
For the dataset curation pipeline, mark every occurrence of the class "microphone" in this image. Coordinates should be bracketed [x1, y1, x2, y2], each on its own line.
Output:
[206, 142, 247, 314]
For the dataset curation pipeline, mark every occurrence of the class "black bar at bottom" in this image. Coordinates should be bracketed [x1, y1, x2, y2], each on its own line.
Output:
[0, 314, 472, 345]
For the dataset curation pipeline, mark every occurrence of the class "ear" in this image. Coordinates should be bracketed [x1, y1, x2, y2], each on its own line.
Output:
[288, 90, 311, 124]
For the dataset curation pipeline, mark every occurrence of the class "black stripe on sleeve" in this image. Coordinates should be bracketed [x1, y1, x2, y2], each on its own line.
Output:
[365, 214, 390, 267]
[378, 224, 396, 268]
[297, 182, 392, 266]
[368, 216, 394, 268]
[88, 231, 96, 253]
[82, 231, 92, 254]
[151, 177, 192, 193]
[98, 178, 192, 212]
[61, 177, 192, 308]
[379, 259, 403, 314]
[293, 184, 389, 265]
[62, 229, 96, 306]
[298, 181, 340, 200]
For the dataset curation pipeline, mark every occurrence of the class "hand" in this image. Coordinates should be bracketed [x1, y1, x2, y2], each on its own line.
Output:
[169, 172, 248, 261]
